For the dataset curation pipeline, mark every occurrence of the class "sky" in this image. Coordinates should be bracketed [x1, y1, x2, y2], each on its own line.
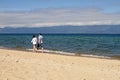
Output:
[0, 0, 120, 28]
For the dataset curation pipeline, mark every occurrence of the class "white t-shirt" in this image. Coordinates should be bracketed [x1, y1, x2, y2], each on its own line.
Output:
[38, 35, 43, 44]
[31, 37, 37, 45]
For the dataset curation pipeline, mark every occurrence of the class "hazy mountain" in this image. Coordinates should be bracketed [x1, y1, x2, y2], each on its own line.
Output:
[0, 25, 120, 34]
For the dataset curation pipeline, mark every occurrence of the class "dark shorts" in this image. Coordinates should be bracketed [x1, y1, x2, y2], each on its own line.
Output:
[37, 43, 43, 49]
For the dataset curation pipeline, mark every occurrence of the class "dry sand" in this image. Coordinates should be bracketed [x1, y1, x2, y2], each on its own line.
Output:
[0, 48, 120, 80]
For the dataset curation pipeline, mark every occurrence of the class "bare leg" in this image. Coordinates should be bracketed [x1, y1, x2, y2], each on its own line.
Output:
[41, 47, 44, 53]
[33, 45, 37, 52]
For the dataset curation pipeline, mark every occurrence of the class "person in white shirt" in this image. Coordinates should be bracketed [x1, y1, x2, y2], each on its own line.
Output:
[31, 35, 37, 52]
[37, 33, 44, 53]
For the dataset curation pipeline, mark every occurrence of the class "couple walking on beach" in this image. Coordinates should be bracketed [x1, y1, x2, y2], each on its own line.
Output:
[31, 33, 44, 53]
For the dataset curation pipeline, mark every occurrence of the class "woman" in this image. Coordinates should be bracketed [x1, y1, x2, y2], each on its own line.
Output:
[31, 35, 37, 52]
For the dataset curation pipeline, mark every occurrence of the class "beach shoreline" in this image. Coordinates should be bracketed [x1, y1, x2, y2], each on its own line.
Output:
[0, 47, 120, 60]
[0, 48, 120, 80]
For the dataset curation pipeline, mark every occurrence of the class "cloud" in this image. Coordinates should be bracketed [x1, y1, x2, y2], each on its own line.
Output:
[0, 8, 120, 28]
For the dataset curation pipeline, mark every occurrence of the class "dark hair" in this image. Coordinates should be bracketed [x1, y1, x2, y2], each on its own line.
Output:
[39, 33, 42, 35]
[32, 35, 35, 38]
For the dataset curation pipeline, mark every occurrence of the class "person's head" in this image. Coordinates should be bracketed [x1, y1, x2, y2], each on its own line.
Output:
[39, 33, 42, 35]
[32, 35, 36, 38]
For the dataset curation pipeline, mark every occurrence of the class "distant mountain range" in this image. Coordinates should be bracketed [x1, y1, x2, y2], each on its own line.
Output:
[0, 25, 120, 34]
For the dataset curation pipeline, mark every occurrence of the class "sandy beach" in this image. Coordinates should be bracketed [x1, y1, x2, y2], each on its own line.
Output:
[0, 49, 120, 80]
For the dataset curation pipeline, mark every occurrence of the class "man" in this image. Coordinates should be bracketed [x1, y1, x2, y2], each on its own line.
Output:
[37, 33, 44, 53]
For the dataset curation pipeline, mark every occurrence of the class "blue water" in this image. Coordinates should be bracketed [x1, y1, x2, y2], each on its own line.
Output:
[0, 34, 120, 56]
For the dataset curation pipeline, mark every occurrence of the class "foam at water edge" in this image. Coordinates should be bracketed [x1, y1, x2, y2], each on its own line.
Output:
[27, 49, 75, 55]
[0, 46, 5, 49]
[27, 48, 112, 59]
[80, 54, 111, 59]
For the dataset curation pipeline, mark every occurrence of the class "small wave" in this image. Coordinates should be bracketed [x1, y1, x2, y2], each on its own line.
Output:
[0, 46, 6, 49]
[27, 49, 75, 56]
[26, 48, 112, 59]
[80, 54, 111, 59]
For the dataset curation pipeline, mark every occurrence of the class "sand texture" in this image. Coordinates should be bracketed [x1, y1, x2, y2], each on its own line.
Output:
[0, 49, 120, 80]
